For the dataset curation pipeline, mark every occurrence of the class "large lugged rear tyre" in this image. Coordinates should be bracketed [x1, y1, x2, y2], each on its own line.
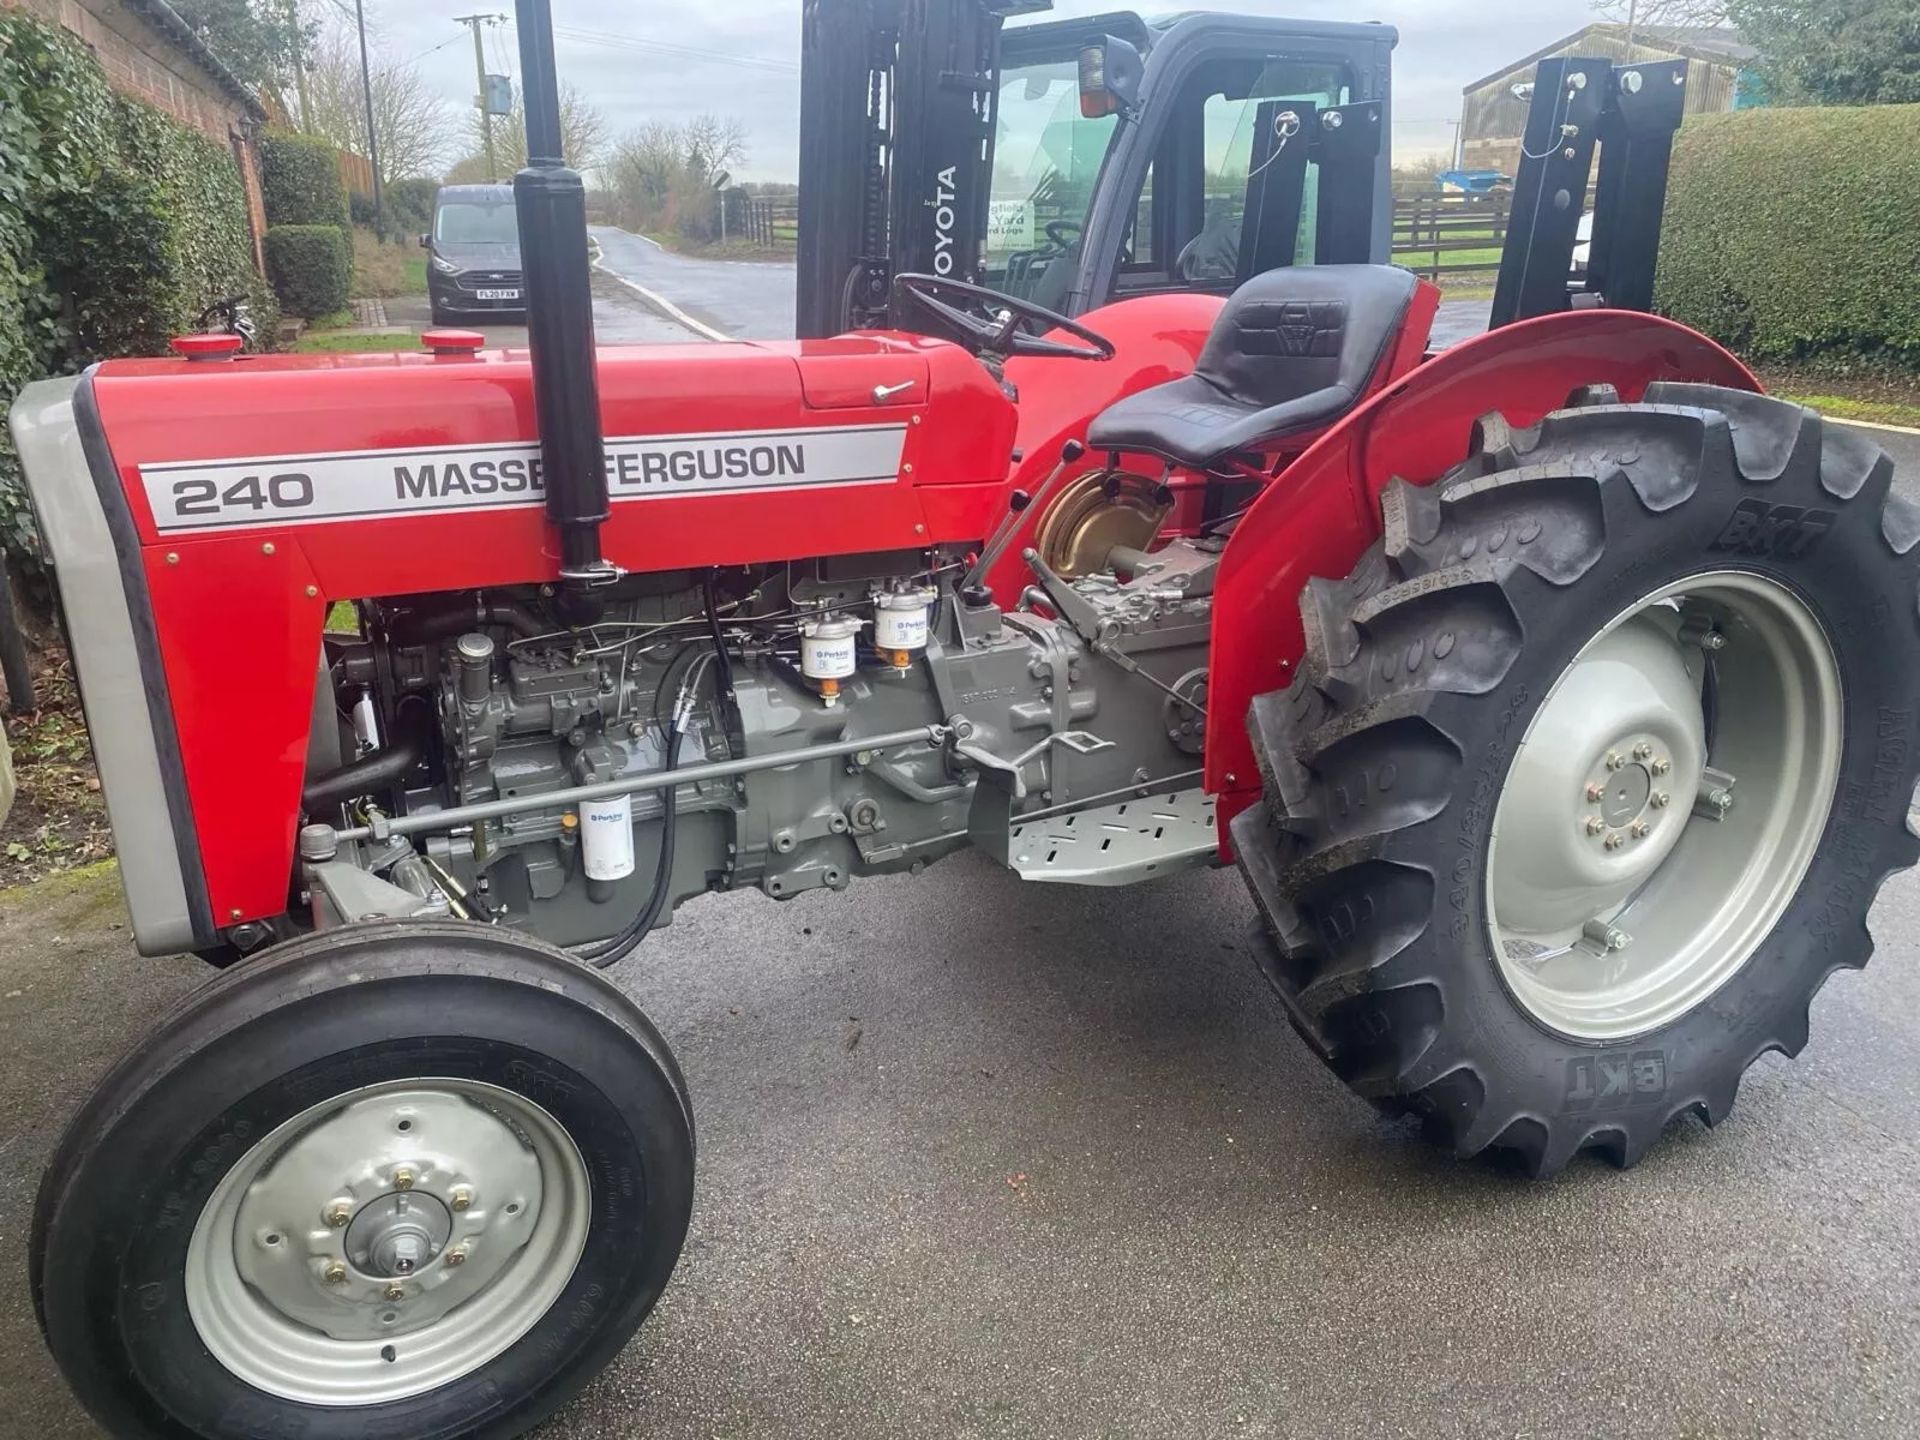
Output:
[1235, 384, 1920, 1176]
[32, 921, 694, 1440]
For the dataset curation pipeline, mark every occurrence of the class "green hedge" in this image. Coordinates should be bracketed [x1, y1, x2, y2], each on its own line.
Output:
[0, 12, 276, 574]
[264, 224, 351, 318]
[1659, 103, 1920, 372]
[385, 177, 439, 238]
[259, 132, 347, 228]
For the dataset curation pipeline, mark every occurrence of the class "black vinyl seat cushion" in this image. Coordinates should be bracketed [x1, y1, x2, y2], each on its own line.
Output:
[1088, 265, 1420, 469]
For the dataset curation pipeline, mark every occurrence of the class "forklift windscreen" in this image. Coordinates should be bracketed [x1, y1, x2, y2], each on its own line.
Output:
[983, 49, 1355, 311]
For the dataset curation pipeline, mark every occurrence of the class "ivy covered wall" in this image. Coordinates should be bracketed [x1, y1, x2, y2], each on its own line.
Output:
[0, 10, 275, 573]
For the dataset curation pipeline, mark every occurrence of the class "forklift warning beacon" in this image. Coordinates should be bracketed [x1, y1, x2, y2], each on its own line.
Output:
[14, 0, 1915, 1435]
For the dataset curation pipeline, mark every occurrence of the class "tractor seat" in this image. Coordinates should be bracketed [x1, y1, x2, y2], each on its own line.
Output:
[1088, 265, 1420, 470]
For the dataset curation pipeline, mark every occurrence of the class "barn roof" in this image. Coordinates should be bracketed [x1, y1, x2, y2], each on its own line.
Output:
[1463, 22, 1757, 96]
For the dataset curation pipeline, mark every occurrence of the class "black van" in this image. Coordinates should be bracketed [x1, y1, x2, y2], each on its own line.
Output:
[422, 184, 525, 324]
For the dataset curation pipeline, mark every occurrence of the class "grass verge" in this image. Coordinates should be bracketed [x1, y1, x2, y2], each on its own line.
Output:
[293, 332, 420, 354]
[351, 227, 430, 300]
[1757, 367, 1920, 430]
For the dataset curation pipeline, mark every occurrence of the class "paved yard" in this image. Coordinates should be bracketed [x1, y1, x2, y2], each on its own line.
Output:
[5, 849, 1920, 1438]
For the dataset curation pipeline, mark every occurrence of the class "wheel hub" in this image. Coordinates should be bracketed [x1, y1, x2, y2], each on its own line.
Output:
[346, 1191, 454, 1277]
[1487, 572, 1843, 1040]
[1490, 618, 1705, 950]
[187, 1078, 591, 1406]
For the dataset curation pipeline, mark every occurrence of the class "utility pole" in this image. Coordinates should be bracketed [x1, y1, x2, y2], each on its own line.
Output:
[353, 0, 383, 239]
[455, 13, 500, 181]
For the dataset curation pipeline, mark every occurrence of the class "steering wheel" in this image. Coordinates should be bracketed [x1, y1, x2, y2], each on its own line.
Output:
[1043, 218, 1083, 252]
[892, 273, 1114, 363]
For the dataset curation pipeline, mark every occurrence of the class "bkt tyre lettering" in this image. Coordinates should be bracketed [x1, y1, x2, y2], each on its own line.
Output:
[1710, 498, 1836, 559]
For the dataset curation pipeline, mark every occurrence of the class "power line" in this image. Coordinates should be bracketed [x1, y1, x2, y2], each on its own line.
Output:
[549, 24, 797, 75]
[403, 32, 467, 66]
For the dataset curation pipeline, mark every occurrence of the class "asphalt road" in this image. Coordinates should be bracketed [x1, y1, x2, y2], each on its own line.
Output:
[590, 227, 797, 340]
[393, 266, 702, 346]
[582, 226, 1499, 350]
[6, 836, 1920, 1439]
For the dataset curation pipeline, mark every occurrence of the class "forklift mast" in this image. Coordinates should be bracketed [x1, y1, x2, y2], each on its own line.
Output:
[1491, 55, 1689, 327]
[797, 0, 1046, 338]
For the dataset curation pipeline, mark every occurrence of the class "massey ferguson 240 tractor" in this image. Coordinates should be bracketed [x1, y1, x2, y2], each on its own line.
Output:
[13, 1, 1919, 1435]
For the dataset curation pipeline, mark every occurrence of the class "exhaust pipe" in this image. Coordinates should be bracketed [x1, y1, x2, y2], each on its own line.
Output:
[513, 0, 615, 595]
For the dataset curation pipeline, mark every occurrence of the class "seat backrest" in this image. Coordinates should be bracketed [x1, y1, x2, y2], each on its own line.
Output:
[1193, 264, 1420, 410]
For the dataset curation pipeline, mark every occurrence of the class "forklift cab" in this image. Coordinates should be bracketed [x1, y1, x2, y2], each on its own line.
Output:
[795, 1, 1395, 338]
[984, 12, 1396, 317]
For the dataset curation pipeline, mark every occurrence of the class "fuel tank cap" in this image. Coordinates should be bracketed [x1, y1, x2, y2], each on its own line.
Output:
[170, 333, 245, 361]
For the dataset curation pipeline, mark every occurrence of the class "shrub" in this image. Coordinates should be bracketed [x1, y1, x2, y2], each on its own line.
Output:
[385, 177, 439, 238]
[1658, 103, 1920, 372]
[348, 188, 376, 228]
[0, 12, 276, 576]
[260, 132, 348, 228]
[264, 224, 351, 317]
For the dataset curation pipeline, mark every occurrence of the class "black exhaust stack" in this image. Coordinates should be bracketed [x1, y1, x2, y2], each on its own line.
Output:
[513, 0, 614, 591]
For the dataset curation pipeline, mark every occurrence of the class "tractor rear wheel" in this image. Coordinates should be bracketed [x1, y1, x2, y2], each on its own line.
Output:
[32, 920, 693, 1439]
[1235, 384, 1920, 1176]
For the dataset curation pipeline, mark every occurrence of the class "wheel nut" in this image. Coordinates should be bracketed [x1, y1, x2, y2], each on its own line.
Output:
[1633, 742, 1654, 761]
[1585, 783, 1605, 802]
[1630, 820, 1651, 839]
[1585, 816, 1606, 835]
[449, 1187, 473, 1213]
[446, 1246, 468, 1267]
[324, 1262, 348, 1285]
[384, 1282, 406, 1302]
[1651, 791, 1671, 809]
[1604, 832, 1625, 851]
[392, 1166, 416, 1191]
[325, 1203, 351, 1229]
[1652, 758, 1672, 776]
[1606, 752, 1625, 771]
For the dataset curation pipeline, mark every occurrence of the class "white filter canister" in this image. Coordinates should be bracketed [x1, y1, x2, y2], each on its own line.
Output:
[580, 794, 636, 882]
[800, 616, 861, 679]
[873, 588, 935, 651]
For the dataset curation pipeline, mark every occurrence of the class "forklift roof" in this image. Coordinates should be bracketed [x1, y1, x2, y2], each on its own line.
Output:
[1003, 9, 1400, 54]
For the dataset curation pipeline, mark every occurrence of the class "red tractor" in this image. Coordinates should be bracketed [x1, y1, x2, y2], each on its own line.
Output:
[14, 2, 1916, 1436]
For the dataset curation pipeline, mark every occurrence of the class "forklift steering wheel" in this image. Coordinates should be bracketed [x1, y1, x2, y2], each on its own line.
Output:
[892, 273, 1115, 363]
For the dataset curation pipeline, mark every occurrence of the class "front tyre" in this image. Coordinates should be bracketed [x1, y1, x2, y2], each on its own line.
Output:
[32, 921, 694, 1440]
[1236, 385, 1920, 1176]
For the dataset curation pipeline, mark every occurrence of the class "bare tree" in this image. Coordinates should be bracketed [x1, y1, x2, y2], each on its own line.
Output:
[682, 115, 747, 183]
[601, 117, 754, 245]
[298, 13, 453, 183]
[449, 85, 609, 181]
[606, 122, 688, 216]
[1592, 0, 1734, 45]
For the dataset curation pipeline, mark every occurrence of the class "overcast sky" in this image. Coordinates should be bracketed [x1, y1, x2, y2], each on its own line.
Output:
[364, 0, 1603, 180]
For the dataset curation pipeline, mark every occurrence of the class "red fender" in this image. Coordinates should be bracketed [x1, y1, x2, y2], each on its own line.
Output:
[1204, 309, 1763, 849]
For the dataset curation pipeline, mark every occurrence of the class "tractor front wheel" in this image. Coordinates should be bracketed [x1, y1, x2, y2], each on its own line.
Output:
[32, 921, 693, 1439]
[1236, 384, 1920, 1176]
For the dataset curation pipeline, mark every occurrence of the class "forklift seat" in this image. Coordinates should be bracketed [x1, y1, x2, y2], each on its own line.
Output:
[1087, 265, 1420, 470]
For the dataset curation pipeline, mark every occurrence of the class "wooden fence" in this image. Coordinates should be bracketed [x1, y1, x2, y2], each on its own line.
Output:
[1390, 191, 1511, 282]
[734, 189, 1568, 283]
[736, 195, 799, 251]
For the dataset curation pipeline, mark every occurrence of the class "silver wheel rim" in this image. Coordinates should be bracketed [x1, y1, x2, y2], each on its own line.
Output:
[1487, 570, 1843, 1041]
[185, 1077, 591, 1406]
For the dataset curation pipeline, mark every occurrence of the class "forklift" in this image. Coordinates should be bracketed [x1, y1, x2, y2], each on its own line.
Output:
[797, 0, 1689, 338]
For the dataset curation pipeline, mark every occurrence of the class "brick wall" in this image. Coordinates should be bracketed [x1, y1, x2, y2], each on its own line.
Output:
[0, 0, 266, 267]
